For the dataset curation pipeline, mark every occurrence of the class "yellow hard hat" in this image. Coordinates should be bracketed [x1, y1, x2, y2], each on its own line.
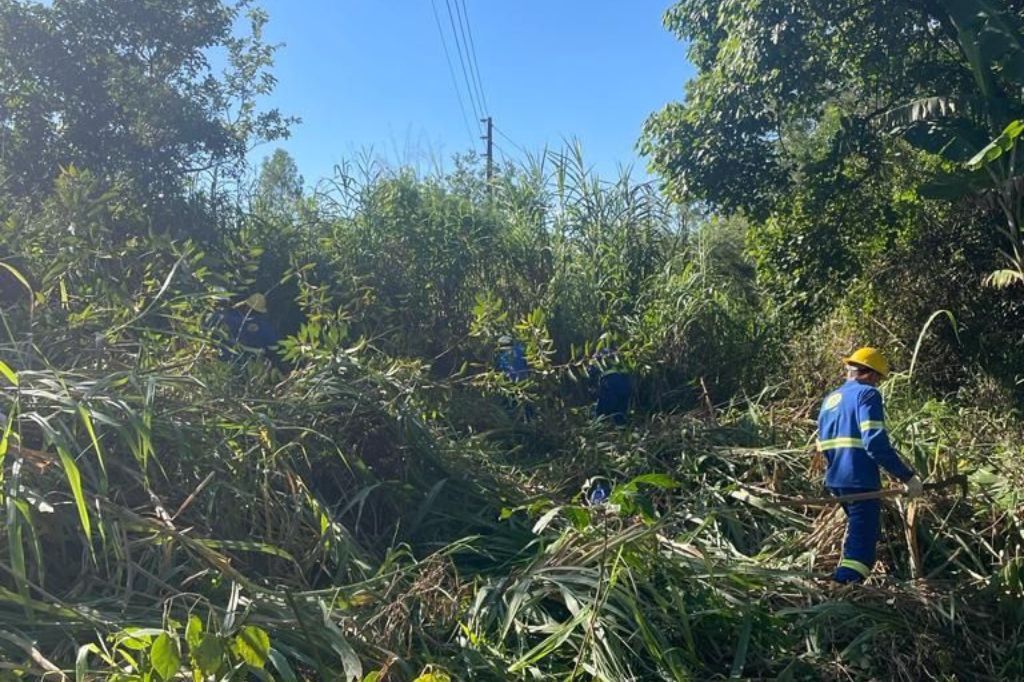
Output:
[240, 293, 267, 314]
[843, 347, 889, 378]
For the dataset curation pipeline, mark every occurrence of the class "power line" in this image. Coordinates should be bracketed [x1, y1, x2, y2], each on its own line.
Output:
[443, 0, 484, 127]
[429, 0, 476, 146]
[494, 123, 531, 158]
[453, 0, 488, 116]
[452, 0, 484, 115]
[458, 0, 489, 113]
[493, 140, 515, 164]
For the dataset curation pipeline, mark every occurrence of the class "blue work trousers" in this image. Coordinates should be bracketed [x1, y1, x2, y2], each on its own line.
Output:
[829, 487, 881, 583]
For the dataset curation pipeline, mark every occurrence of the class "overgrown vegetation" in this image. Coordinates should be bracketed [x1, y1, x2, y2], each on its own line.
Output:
[3, 0, 1024, 679]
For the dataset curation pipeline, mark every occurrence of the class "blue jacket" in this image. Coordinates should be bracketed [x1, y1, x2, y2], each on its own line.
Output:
[588, 363, 631, 425]
[215, 308, 281, 358]
[596, 370, 630, 419]
[496, 343, 529, 382]
[817, 379, 914, 489]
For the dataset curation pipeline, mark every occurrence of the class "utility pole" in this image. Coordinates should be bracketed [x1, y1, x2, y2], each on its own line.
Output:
[481, 116, 493, 195]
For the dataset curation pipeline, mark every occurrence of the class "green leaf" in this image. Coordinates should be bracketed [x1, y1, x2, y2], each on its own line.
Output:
[901, 117, 988, 162]
[628, 473, 679, 490]
[13, 497, 45, 586]
[413, 672, 452, 682]
[0, 360, 18, 387]
[150, 633, 181, 681]
[232, 625, 270, 668]
[78, 405, 107, 482]
[316, 608, 362, 681]
[185, 615, 203, 651]
[0, 403, 12, 460]
[531, 506, 561, 534]
[116, 628, 160, 651]
[76, 643, 101, 681]
[562, 505, 591, 531]
[636, 496, 658, 524]
[192, 634, 224, 675]
[918, 169, 991, 200]
[267, 649, 298, 682]
[508, 607, 590, 673]
[6, 491, 29, 614]
[983, 269, 1024, 288]
[195, 539, 296, 562]
[729, 609, 754, 678]
[609, 487, 637, 516]
[54, 443, 91, 543]
[0, 262, 33, 302]
[967, 119, 1024, 169]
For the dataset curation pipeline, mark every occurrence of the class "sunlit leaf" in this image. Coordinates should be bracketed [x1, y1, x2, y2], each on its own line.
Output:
[232, 626, 270, 669]
[150, 633, 181, 681]
[0, 360, 18, 387]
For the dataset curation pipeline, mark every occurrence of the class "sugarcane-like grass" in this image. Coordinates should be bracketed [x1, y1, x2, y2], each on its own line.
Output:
[0, 340, 1021, 680]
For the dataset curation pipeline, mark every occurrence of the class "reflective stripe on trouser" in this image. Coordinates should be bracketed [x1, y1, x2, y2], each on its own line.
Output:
[830, 487, 881, 583]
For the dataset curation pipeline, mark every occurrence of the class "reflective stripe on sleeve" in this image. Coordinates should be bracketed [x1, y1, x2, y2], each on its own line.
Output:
[859, 420, 886, 431]
[817, 437, 865, 450]
[839, 558, 872, 578]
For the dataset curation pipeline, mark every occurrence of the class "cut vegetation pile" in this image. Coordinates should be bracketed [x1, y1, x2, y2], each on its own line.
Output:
[1, 328, 1022, 679]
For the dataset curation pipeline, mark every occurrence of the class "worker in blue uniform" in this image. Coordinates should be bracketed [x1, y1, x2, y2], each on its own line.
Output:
[590, 348, 631, 426]
[817, 347, 923, 584]
[495, 335, 529, 382]
[495, 335, 532, 419]
[214, 293, 283, 368]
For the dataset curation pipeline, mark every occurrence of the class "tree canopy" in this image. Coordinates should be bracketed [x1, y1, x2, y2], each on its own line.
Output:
[0, 0, 292, 207]
[641, 0, 1024, 381]
[641, 0, 1024, 219]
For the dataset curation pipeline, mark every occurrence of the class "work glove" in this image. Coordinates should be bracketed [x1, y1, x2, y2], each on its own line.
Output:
[903, 475, 924, 498]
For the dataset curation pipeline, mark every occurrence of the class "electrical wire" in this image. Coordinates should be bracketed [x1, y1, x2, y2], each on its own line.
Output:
[493, 140, 517, 167]
[443, 0, 484, 128]
[494, 123, 531, 158]
[429, 0, 476, 146]
[454, 0, 489, 116]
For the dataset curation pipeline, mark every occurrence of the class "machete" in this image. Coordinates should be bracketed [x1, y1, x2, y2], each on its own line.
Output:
[771, 474, 969, 508]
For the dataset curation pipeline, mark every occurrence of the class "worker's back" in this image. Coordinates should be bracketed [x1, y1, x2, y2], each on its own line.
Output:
[595, 369, 631, 425]
[217, 308, 280, 352]
[496, 342, 529, 382]
[818, 379, 911, 490]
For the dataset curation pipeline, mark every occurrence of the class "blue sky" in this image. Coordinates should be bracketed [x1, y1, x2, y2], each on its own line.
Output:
[250, 1, 693, 184]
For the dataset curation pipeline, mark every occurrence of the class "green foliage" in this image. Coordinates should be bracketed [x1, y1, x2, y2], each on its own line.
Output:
[644, 0, 1024, 392]
[643, 0, 991, 218]
[74, 617, 277, 679]
[540, 145, 681, 353]
[0, 0, 293, 208]
[288, 147, 759, 408]
[252, 148, 309, 223]
[3, 1, 1024, 679]
[628, 218, 768, 405]
[315, 164, 508, 360]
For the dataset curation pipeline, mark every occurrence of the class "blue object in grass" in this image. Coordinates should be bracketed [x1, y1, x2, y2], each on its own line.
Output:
[584, 478, 611, 506]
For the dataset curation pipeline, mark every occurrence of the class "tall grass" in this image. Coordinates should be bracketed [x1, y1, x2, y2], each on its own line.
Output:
[2, 154, 1023, 679]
